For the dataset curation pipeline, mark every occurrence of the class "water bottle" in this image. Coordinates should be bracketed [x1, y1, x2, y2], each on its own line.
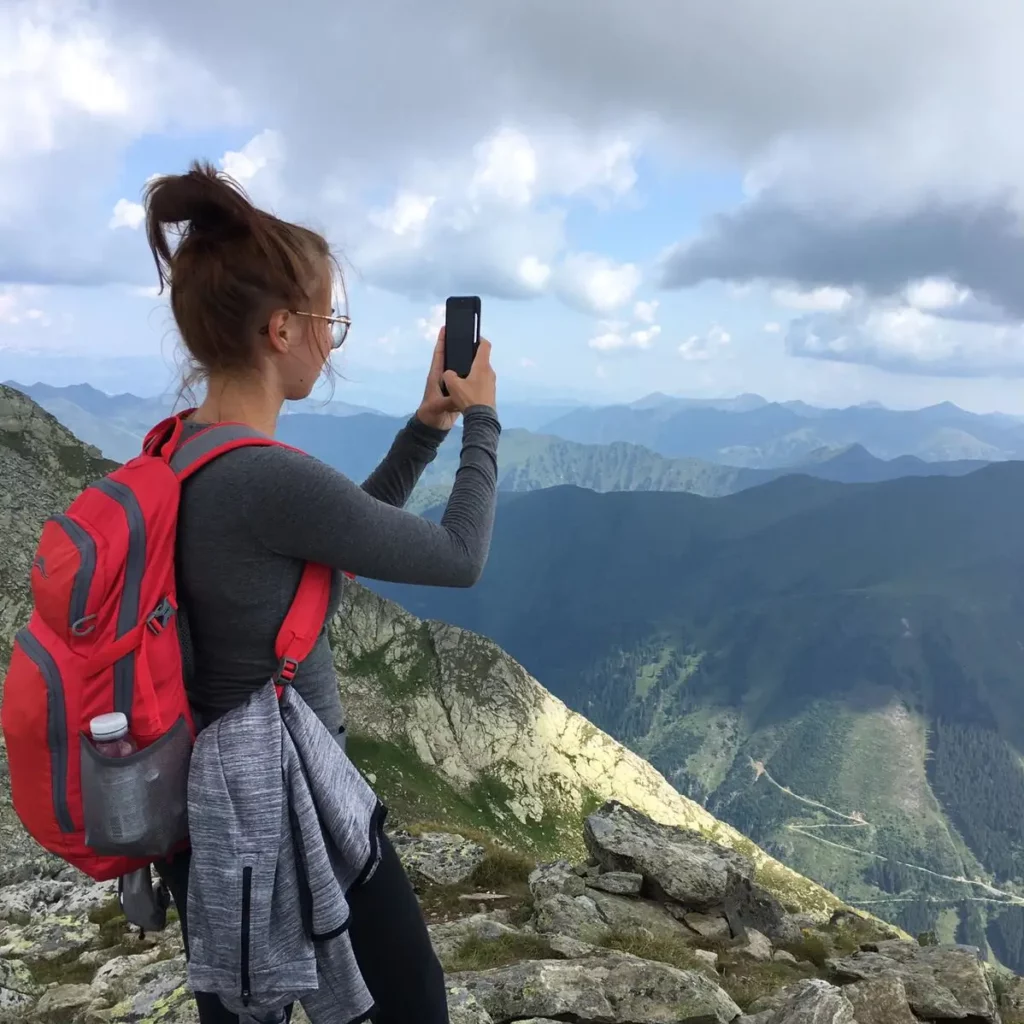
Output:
[90, 712, 137, 757]
[88, 712, 145, 844]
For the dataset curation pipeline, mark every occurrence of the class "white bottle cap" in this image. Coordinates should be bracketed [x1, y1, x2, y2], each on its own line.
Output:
[89, 712, 128, 742]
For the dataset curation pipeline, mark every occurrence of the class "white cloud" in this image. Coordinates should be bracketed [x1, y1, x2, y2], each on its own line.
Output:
[0, 285, 50, 326]
[772, 286, 853, 312]
[679, 325, 731, 361]
[369, 191, 437, 237]
[634, 299, 659, 324]
[220, 129, 283, 186]
[517, 255, 551, 291]
[108, 198, 144, 230]
[764, 321, 782, 334]
[519, 356, 537, 369]
[350, 125, 638, 307]
[556, 253, 641, 315]
[0, 2, 241, 285]
[417, 304, 445, 340]
[786, 300, 1024, 377]
[903, 277, 971, 312]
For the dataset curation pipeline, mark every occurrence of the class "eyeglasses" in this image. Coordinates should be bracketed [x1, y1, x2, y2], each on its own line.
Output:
[260, 309, 351, 350]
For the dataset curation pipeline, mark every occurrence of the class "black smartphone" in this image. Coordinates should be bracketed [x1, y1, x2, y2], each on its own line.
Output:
[440, 296, 481, 397]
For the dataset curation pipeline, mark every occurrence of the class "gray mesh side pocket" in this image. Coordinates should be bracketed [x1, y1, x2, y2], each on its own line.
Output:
[81, 715, 191, 857]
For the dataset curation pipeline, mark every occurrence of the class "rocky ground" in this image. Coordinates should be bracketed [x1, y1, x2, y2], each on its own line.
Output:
[3, 801, 1021, 1024]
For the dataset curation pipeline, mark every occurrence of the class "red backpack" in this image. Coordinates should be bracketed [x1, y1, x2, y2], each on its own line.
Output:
[1, 411, 342, 882]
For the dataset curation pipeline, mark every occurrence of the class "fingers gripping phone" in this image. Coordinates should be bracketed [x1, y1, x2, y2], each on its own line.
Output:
[440, 296, 481, 397]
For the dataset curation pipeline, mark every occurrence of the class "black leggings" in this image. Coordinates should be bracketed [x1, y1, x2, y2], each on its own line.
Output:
[155, 833, 449, 1024]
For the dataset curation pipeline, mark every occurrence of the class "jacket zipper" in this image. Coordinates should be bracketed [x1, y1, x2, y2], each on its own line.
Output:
[240, 865, 252, 1006]
[15, 628, 74, 832]
[50, 515, 97, 632]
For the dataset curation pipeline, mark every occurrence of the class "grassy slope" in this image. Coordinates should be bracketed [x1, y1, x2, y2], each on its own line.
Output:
[369, 468, 1024, 957]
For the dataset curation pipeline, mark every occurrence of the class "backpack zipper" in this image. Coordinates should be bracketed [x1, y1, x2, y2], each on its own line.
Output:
[240, 865, 252, 1006]
[90, 479, 146, 718]
[49, 515, 96, 633]
[15, 628, 73, 833]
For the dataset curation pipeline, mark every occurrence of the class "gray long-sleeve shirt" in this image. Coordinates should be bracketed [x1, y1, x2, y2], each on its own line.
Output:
[175, 406, 500, 733]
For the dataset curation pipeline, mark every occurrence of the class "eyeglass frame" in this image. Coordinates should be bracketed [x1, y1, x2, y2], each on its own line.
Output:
[258, 308, 351, 350]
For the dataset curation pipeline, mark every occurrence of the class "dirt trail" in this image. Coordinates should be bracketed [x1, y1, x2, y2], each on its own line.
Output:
[753, 760, 1024, 907]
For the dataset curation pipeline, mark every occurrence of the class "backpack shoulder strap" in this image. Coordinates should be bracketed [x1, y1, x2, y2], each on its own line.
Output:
[154, 419, 340, 689]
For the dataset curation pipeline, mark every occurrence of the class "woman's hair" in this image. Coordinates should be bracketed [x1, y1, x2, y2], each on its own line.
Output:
[143, 160, 337, 392]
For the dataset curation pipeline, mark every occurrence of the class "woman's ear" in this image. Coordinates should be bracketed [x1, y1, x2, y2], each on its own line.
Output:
[266, 309, 291, 354]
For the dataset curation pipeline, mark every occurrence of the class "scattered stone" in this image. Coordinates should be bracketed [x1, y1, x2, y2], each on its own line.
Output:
[738, 1013, 776, 1024]
[31, 983, 95, 1022]
[588, 871, 644, 896]
[586, 886, 693, 940]
[692, 948, 720, 970]
[734, 927, 773, 962]
[101, 955, 192, 1024]
[446, 984, 495, 1024]
[0, 957, 41, 1016]
[534, 893, 608, 943]
[449, 953, 742, 1024]
[828, 942, 998, 1024]
[774, 949, 799, 965]
[457, 892, 509, 902]
[429, 915, 523, 965]
[998, 974, 1024, 1017]
[547, 934, 601, 959]
[771, 978, 855, 1024]
[528, 860, 586, 901]
[0, 914, 100, 960]
[585, 801, 754, 910]
[844, 973, 920, 1024]
[392, 830, 486, 886]
[682, 911, 732, 941]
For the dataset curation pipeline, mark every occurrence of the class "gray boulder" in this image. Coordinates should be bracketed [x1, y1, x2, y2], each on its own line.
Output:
[584, 801, 753, 910]
[772, 979, 855, 1024]
[449, 952, 742, 1024]
[392, 830, 486, 886]
[589, 871, 644, 896]
[528, 860, 586, 901]
[843, 974, 920, 1024]
[828, 941, 998, 1024]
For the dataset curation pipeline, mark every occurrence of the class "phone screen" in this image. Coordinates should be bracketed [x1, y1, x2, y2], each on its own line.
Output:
[444, 297, 480, 379]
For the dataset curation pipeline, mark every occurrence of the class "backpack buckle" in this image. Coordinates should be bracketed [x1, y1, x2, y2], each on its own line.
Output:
[275, 657, 299, 683]
[146, 597, 177, 635]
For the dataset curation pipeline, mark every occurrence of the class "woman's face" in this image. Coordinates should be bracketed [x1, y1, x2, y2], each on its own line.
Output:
[277, 266, 336, 400]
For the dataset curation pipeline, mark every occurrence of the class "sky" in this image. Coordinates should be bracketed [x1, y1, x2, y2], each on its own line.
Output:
[4, 1, 1024, 414]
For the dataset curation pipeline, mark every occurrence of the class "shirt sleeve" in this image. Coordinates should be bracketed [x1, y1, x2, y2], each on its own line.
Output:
[238, 406, 501, 587]
[360, 414, 450, 507]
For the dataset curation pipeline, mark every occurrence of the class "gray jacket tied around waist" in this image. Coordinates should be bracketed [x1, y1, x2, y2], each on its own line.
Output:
[185, 680, 385, 1023]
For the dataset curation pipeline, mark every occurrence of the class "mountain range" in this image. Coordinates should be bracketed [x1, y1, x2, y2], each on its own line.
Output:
[5, 383, 993, 513]
[545, 394, 1024, 465]
[372, 467, 1024, 968]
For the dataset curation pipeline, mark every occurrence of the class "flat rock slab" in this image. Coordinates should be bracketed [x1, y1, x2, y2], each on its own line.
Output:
[529, 860, 587, 901]
[827, 942, 997, 1024]
[844, 974, 920, 1024]
[589, 871, 644, 896]
[584, 801, 754, 911]
[449, 952, 742, 1024]
[773, 979, 855, 1024]
[429, 915, 523, 966]
[392, 830, 486, 886]
[446, 985, 495, 1024]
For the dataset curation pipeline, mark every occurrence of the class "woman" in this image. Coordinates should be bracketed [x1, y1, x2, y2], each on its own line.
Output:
[143, 161, 499, 1024]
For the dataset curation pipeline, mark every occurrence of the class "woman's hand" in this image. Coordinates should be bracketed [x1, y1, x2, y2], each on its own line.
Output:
[416, 327, 497, 430]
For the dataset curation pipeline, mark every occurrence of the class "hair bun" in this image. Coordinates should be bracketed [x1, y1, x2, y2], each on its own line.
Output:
[143, 161, 258, 281]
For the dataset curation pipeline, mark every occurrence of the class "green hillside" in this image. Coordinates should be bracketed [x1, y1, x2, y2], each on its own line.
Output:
[374, 468, 1024, 967]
